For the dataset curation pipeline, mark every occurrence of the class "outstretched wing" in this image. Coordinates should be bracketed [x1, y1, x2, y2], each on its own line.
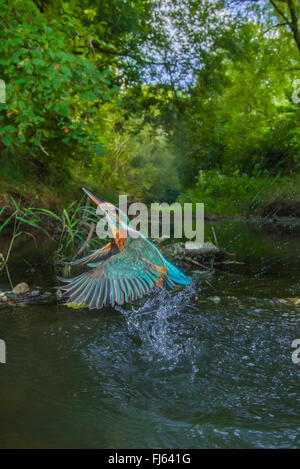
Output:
[63, 242, 118, 266]
[60, 247, 163, 309]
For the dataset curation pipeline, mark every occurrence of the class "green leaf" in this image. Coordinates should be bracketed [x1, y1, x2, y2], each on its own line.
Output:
[32, 209, 62, 222]
[3, 125, 16, 133]
[100, 77, 111, 85]
[2, 134, 11, 146]
[0, 213, 15, 233]
[16, 217, 40, 227]
[53, 77, 61, 90]
[95, 143, 104, 156]
[10, 196, 19, 210]
[65, 302, 87, 309]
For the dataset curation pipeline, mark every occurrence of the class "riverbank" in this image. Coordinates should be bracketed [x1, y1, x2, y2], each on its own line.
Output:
[178, 171, 300, 218]
[1, 170, 300, 256]
[2, 173, 300, 233]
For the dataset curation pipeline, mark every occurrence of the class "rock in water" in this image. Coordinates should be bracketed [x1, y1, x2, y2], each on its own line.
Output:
[12, 282, 30, 295]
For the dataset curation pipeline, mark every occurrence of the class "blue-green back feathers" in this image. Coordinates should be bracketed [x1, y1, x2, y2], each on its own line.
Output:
[60, 236, 190, 310]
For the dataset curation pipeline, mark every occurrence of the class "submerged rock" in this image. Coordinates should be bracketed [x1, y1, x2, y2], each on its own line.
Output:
[0, 286, 55, 308]
[160, 241, 229, 269]
[12, 282, 30, 295]
[185, 242, 220, 255]
[30, 290, 40, 297]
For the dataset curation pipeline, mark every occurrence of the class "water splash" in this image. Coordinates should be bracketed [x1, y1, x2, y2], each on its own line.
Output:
[116, 280, 200, 370]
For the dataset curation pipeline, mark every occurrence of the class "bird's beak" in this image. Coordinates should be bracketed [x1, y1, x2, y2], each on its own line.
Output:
[82, 188, 126, 250]
[82, 187, 114, 216]
[82, 187, 105, 207]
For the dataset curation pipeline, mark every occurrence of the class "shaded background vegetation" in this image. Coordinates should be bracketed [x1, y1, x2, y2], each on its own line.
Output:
[1, 0, 300, 215]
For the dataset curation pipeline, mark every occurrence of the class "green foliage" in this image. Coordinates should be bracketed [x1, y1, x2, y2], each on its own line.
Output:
[32, 199, 103, 259]
[0, 0, 117, 181]
[84, 101, 180, 203]
[1, 0, 299, 217]
[0, 196, 44, 271]
[178, 170, 300, 216]
[0, 193, 105, 286]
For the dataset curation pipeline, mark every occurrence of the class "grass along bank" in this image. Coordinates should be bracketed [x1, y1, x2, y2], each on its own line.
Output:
[177, 171, 300, 218]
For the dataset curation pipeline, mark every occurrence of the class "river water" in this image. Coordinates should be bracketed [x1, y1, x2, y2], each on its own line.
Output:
[0, 220, 299, 448]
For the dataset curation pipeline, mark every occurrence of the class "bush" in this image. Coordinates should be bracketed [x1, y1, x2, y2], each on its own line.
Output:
[0, 0, 117, 183]
[177, 170, 295, 216]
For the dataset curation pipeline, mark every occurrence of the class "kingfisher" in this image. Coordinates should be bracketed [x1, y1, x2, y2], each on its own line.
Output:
[60, 188, 190, 310]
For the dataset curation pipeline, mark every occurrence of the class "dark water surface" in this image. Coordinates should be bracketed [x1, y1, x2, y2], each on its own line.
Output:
[0, 220, 299, 448]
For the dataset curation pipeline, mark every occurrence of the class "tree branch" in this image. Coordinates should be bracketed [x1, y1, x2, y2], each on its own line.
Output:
[73, 42, 169, 67]
[269, 0, 291, 25]
[286, 0, 300, 53]
[262, 21, 289, 35]
[269, 0, 300, 54]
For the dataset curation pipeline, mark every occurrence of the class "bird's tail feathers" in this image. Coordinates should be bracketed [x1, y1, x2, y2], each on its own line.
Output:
[164, 258, 191, 286]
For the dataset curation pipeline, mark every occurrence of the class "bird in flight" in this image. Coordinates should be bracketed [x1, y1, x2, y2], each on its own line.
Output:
[60, 188, 190, 309]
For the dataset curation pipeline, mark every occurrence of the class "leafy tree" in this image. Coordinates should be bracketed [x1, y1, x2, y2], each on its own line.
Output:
[0, 0, 117, 183]
[1, 0, 299, 215]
